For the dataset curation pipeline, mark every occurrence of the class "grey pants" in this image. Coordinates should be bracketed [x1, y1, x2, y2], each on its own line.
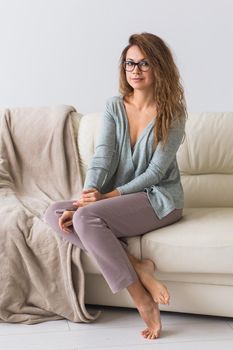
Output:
[44, 192, 182, 293]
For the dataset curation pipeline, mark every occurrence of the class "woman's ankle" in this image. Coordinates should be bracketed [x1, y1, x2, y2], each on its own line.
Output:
[126, 252, 142, 271]
[127, 279, 151, 307]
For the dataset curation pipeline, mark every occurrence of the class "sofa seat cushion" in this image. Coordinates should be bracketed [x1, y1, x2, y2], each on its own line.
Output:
[141, 208, 233, 274]
[154, 271, 233, 286]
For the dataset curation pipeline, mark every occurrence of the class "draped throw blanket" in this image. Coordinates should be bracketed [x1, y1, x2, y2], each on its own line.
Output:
[0, 105, 99, 324]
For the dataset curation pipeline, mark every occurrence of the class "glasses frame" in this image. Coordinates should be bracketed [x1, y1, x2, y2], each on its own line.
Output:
[123, 60, 150, 72]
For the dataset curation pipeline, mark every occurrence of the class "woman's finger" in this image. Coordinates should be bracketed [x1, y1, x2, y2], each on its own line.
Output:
[81, 197, 95, 202]
[59, 212, 73, 229]
[59, 219, 64, 231]
[61, 221, 72, 233]
[63, 227, 72, 234]
[64, 220, 73, 227]
[83, 188, 96, 193]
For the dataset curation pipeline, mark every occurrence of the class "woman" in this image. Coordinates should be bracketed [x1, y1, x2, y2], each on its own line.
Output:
[45, 32, 187, 340]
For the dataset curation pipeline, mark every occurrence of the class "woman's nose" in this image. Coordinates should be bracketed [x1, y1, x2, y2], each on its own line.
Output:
[133, 64, 141, 73]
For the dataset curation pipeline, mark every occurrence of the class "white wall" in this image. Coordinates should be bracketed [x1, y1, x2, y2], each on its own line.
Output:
[0, 0, 232, 113]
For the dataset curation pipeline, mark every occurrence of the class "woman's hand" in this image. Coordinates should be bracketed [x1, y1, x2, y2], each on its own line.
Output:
[73, 188, 104, 208]
[58, 210, 75, 234]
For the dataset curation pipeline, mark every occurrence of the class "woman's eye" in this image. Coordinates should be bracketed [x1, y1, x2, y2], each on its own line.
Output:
[140, 61, 149, 67]
[127, 61, 134, 66]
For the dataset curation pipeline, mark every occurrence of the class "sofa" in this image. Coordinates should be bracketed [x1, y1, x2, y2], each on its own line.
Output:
[77, 110, 233, 318]
[1, 106, 232, 322]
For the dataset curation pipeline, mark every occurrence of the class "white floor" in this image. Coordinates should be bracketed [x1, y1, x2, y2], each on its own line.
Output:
[0, 306, 233, 350]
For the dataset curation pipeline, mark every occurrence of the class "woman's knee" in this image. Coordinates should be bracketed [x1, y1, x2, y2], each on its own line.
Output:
[72, 205, 103, 237]
[72, 206, 88, 228]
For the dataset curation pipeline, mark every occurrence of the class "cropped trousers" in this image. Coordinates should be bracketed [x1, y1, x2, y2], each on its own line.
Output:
[44, 192, 182, 293]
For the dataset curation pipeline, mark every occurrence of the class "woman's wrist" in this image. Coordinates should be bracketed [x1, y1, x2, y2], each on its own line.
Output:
[102, 189, 120, 199]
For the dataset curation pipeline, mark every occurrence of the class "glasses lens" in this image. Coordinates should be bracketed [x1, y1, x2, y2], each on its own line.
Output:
[138, 61, 150, 72]
[123, 61, 135, 72]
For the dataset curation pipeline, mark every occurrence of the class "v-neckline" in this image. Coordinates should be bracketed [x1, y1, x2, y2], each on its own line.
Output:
[120, 96, 156, 155]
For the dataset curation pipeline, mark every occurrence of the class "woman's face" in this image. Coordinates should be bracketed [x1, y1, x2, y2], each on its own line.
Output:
[124, 45, 154, 92]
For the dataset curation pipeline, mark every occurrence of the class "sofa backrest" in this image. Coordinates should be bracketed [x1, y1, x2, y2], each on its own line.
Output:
[77, 113, 102, 182]
[177, 112, 233, 208]
[77, 112, 233, 208]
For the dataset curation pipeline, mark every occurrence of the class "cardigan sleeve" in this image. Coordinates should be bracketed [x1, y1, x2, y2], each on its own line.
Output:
[116, 117, 185, 195]
[83, 102, 117, 191]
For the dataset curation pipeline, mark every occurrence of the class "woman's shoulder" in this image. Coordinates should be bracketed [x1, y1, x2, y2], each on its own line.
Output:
[105, 95, 123, 110]
[171, 111, 187, 130]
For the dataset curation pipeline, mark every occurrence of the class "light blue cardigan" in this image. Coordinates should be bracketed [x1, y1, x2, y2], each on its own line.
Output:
[83, 96, 185, 219]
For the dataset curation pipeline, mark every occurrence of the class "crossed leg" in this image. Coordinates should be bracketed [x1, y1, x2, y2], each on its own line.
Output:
[45, 192, 182, 339]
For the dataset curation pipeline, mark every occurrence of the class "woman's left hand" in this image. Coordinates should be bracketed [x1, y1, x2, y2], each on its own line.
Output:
[73, 188, 104, 208]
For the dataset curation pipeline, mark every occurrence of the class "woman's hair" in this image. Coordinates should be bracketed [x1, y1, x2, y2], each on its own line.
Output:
[119, 32, 187, 148]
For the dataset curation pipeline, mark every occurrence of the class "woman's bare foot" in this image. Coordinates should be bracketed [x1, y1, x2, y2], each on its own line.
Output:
[138, 298, 162, 339]
[139, 259, 170, 305]
[127, 281, 162, 339]
[127, 254, 170, 305]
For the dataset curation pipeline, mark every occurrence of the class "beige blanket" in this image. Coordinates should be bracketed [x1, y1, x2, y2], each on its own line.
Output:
[0, 105, 99, 324]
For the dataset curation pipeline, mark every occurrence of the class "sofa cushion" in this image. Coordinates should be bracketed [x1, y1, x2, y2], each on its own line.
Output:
[177, 112, 233, 207]
[77, 112, 101, 181]
[181, 174, 233, 208]
[178, 112, 233, 175]
[141, 208, 233, 274]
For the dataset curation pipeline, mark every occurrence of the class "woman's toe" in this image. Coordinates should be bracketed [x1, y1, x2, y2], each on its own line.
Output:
[150, 331, 156, 339]
[159, 295, 166, 304]
[146, 332, 152, 339]
[141, 328, 149, 336]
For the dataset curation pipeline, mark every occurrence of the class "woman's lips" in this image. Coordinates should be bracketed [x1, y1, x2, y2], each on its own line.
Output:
[131, 78, 143, 82]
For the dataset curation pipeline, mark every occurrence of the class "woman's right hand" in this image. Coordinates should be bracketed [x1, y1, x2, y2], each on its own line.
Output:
[73, 188, 103, 208]
[58, 210, 75, 234]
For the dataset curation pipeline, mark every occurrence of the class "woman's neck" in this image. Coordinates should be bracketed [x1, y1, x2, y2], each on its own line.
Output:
[128, 90, 155, 111]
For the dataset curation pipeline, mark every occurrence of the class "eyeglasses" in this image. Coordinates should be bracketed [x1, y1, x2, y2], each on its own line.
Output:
[123, 60, 150, 72]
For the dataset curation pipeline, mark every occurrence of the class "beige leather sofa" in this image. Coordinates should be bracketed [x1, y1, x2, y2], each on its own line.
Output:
[77, 111, 233, 318]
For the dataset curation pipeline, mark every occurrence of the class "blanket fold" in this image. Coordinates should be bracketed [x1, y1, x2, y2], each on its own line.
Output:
[0, 105, 99, 324]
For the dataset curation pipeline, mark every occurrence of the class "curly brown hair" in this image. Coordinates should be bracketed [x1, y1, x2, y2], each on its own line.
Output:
[119, 32, 187, 148]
